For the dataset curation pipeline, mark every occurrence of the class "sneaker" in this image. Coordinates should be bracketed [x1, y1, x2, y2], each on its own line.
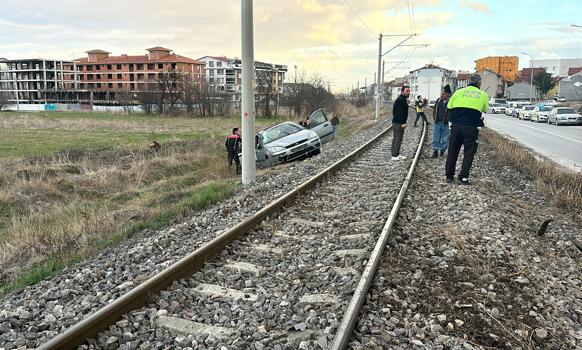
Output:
[398, 155, 407, 160]
[439, 150, 445, 157]
[445, 177, 454, 184]
[391, 156, 400, 161]
[459, 178, 470, 185]
[430, 150, 438, 158]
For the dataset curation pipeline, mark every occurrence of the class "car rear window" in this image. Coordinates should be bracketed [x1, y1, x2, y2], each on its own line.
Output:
[557, 108, 576, 114]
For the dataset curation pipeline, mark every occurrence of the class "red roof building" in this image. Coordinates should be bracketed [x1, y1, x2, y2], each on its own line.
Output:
[75, 47, 205, 92]
[515, 67, 546, 83]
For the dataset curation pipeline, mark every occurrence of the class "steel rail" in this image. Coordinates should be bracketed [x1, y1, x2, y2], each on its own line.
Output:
[37, 124, 393, 350]
[330, 122, 427, 350]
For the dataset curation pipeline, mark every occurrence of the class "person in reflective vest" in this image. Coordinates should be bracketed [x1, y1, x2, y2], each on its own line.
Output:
[445, 74, 488, 185]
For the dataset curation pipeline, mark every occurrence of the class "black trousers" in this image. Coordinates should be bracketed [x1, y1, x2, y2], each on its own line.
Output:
[445, 124, 479, 179]
[228, 152, 241, 174]
[414, 112, 429, 126]
[391, 123, 405, 157]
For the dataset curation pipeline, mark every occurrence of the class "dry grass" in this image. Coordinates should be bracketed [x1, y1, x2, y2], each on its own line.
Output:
[481, 129, 582, 213]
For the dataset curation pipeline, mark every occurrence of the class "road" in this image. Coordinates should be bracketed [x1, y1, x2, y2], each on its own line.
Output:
[484, 113, 582, 172]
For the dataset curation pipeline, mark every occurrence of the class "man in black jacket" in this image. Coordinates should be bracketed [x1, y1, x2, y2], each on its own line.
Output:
[391, 85, 411, 160]
[225, 127, 242, 175]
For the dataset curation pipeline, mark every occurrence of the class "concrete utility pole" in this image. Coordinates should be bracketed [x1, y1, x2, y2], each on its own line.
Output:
[294, 65, 297, 83]
[241, 0, 256, 185]
[522, 52, 534, 102]
[375, 34, 382, 121]
[374, 34, 426, 121]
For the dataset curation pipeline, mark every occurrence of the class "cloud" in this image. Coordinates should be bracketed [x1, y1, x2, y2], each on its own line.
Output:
[458, 0, 492, 14]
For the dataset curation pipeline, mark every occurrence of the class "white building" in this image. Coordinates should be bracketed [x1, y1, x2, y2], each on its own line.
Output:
[408, 64, 455, 101]
[198, 56, 287, 97]
[530, 58, 582, 77]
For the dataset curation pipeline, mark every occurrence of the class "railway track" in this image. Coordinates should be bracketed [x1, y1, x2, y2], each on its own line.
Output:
[37, 122, 426, 350]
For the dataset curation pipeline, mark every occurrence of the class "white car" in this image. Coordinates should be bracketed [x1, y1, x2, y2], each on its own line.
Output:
[488, 103, 506, 114]
[518, 105, 535, 120]
[548, 107, 582, 126]
[530, 105, 552, 123]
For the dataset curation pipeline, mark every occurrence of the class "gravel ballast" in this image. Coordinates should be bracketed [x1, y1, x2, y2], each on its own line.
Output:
[351, 129, 582, 349]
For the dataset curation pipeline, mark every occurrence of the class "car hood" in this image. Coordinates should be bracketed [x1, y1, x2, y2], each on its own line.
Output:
[264, 129, 317, 149]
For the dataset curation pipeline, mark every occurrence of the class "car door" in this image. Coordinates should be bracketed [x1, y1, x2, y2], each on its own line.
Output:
[308, 109, 335, 144]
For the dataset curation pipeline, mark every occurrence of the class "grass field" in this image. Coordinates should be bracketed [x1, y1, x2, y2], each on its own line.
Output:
[0, 104, 377, 296]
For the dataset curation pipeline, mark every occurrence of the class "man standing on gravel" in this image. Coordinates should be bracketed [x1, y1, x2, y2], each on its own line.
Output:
[445, 74, 488, 185]
[391, 85, 411, 160]
[430, 84, 452, 158]
[413, 95, 429, 127]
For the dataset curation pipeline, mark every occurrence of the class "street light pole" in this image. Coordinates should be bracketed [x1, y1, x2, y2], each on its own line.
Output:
[522, 52, 534, 103]
[241, 0, 256, 185]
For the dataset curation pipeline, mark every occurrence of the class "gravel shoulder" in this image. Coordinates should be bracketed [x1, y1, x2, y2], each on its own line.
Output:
[352, 130, 582, 349]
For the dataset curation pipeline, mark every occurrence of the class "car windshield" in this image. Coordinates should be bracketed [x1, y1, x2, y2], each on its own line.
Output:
[540, 106, 552, 111]
[262, 123, 303, 144]
[557, 108, 576, 114]
[524, 106, 534, 110]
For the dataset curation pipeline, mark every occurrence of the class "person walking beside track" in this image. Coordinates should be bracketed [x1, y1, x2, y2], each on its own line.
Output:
[414, 95, 429, 127]
[445, 74, 488, 185]
[391, 85, 411, 161]
[430, 84, 452, 158]
[331, 113, 340, 135]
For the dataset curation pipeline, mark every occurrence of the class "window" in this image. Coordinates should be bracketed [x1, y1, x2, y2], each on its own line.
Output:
[107, 74, 113, 79]
[108, 83, 113, 88]
[158, 63, 163, 69]
[117, 64, 122, 70]
[96, 65, 100, 70]
[137, 64, 144, 70]
[79, 75, 84, 80]
[107, 65, 112, 70]
[209, 70, 214, 76]
[148, 73, 155, 80]
[309, 110, 327, 127]
[96, 83, 101, 88]
[130, 83, 135, 90]
[217, 62, 222, 67]
[79, 83, 85, 89]
[147, 64, 154, 70]
[217, 69, 224, 75]
[137, 73, 144, 80]
[118, 83, 123, 88]
[87, 65, 93, 71]
[96, 74, 101, 79]
[117, 73, 122, 79]
[209, 61, 214, 67]
[88, 83, 94, 89]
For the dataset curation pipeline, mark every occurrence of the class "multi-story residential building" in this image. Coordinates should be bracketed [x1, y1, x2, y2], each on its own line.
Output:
[530, 58, 582, 77]
[75, 47, 205, 92]
[0, 58, 78, 104]
[475, 56, 518, 82]
[198, 56, 287, 97]
[408, 64, 455, 101]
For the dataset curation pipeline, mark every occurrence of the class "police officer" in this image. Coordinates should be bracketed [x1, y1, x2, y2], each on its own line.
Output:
[445, 73, 488, 185]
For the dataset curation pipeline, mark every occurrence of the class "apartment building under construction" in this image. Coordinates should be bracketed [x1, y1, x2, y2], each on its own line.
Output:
[0, 58, 78, 104]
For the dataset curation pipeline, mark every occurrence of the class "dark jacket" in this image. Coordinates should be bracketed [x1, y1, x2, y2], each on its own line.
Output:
[432, 98, 450, 123]
[331, 116, 340, 126]
[225, 134, 241, 154]
[392, 94, 409, 124]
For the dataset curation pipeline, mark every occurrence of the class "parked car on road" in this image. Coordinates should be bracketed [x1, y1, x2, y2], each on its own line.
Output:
[554, 96, 566, 102]
[254, 109, 335, 167]
[548, 107, 582, 126]
[530, 105, 553, 123]
[518, 105, 535, 120]
[488, 103, 506, 114]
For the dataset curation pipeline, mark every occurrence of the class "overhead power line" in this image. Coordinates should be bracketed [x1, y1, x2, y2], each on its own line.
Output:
[343, 0, 376, 39]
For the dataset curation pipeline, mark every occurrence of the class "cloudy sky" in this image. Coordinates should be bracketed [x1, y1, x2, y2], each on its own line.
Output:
[1, 0, 581, 92]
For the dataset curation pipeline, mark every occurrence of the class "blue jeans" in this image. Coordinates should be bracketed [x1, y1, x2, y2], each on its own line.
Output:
[432, 121, 450, 152]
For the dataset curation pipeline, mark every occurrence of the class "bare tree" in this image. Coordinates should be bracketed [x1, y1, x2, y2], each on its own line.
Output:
[0, 91, 12, 111]
[138, 82, 159, 115]
[256, 69, 275, 117]
[115, 90, 135, 114]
